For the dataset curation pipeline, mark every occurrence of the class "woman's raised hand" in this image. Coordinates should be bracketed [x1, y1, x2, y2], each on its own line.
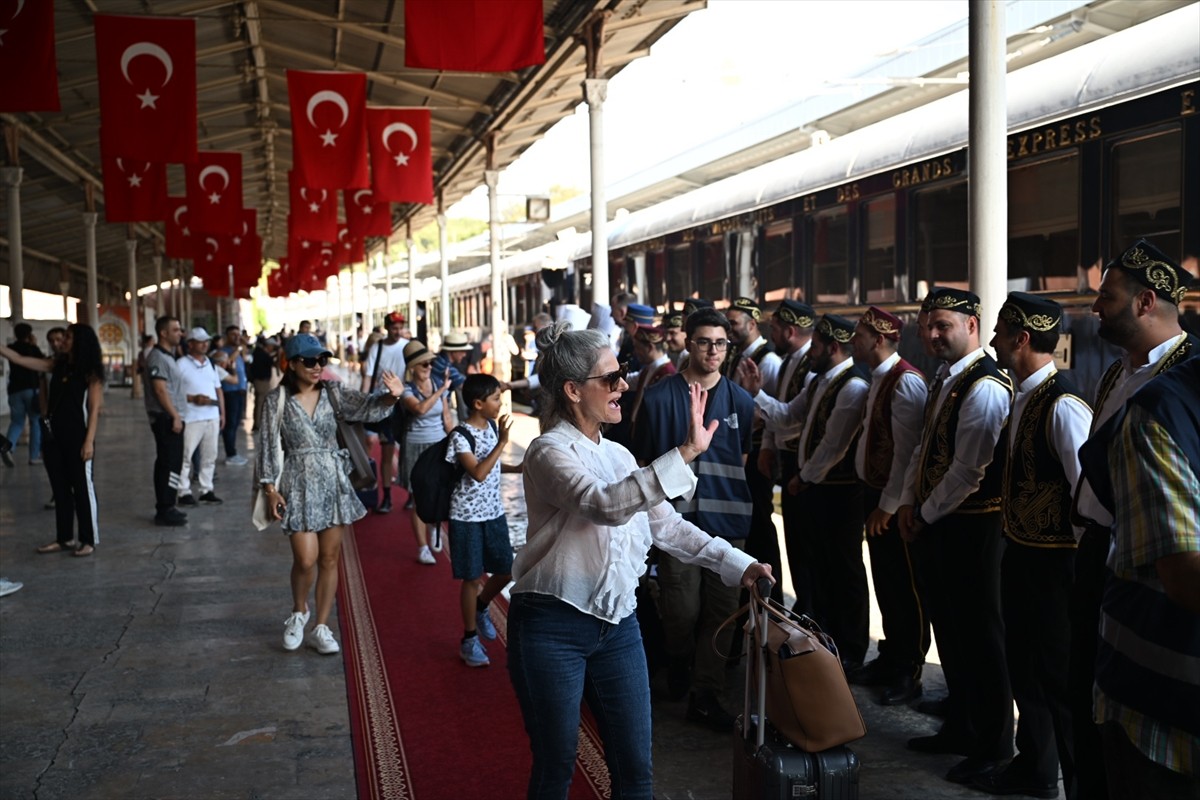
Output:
[379, 370, 404, 398]
[678, 381, 718, 464]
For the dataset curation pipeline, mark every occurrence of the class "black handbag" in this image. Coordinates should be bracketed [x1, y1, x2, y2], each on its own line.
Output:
[327, 388, 378, 492]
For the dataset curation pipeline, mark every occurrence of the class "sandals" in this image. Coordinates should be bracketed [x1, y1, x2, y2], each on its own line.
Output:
[72, 545, 95, 558]
[35, 541, 92, 556]
[36, 541, 69, 554]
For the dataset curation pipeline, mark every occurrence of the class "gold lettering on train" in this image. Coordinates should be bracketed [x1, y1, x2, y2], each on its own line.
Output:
[803, 195, 818, 212]
[1181, 89, 1195, 116]
[891, 158, 954, 189]
[836, 184, 860, 203]
[1008, 116, 1102, 160]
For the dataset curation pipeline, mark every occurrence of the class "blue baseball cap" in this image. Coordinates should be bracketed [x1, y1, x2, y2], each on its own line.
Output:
[285, 333, 332, 360]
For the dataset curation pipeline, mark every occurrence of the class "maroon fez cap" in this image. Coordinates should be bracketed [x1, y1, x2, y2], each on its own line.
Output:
[860, 306, 902, 341]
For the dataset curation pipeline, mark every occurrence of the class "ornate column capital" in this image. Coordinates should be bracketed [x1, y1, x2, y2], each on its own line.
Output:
[1, 166, 23, 189]
[583, 78, 608, 106]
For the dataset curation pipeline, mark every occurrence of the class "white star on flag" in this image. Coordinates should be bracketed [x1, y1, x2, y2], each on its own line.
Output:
[182, 227, 191, 236]
[128, 174, 143, 187]
[137, 89, 160, 109]
[208, 192, 222, 204]
[233, 236, 243, 245]
[308, 202, 320, 213]
[320, 129, 338, 147]
[362, 205, 373, 214]
[393, 152, 409, 167]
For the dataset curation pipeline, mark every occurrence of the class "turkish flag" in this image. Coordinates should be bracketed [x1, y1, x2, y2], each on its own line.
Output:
[95, 14, 196, 163]
[367, 107, 433, 204]
[194, 233, 231, 285]
[288, 224, 321, 277]
[337, 227, 367, 266]
[288, 70, 369, 190]
[405, 0, 544, 72]
[101, 156, 167, 223]
[165, 197, 200, 259]
[289, 173, 338, 242]
[0, 0, 59, 111]
[344, 187, 392, 237]
[186, 151, 243, 235]
[232, 209, 261, 278]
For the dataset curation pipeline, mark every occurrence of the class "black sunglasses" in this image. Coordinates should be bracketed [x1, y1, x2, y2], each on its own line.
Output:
[297, 355, 329, 368]
[580, 362, 629, 391]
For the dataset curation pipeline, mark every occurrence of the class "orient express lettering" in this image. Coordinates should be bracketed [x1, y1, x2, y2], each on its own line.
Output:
[1183, 89, 1196, 116]
[1008, 115, 1102, 160]
[803, 195, 818, 212]
[890, 157, 954, 188]
[836, 183, 861, 203]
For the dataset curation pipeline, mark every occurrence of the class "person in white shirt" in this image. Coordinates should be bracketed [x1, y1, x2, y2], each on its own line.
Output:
[177, 328, 225, 505]
[896, 288, 1015, 786]
[510, 322, 772, 800]
[360, 311, 409, 513]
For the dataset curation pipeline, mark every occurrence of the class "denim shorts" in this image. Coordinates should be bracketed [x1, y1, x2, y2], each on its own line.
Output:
[449, 515, 513, 580]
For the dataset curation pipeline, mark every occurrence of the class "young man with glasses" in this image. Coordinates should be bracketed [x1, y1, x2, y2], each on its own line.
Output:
[633, 307, 756, 731]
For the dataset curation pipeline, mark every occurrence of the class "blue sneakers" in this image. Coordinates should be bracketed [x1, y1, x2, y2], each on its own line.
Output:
[460, 635, 490, 667]
[476, 607, 497, 640]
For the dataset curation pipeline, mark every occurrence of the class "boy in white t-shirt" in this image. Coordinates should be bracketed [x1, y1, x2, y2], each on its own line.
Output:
[445, 374, 521, 667]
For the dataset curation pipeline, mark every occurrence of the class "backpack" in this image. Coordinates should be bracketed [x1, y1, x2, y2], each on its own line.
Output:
[362, 339, 411, 440]
[410, 420, 497, 525]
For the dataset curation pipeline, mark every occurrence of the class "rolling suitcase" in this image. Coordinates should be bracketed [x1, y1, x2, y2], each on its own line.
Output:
[355, 458, 378, 510]
[732, 579, 860, 799]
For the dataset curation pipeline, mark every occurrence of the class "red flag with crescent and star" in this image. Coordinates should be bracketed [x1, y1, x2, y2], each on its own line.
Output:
[337, 226, 366, 266]
[404, 0, 544, 72]
[0, 0, 60, 112]
[288, 70, 369, 190]
[288, 173, 338, 242]
[94, 14, 196, 163]
[165, 196, 199, 259]
[193, 232, 230, 285]
[100, 156, 167, 223]
[343, 187, 392, 237]
[367, 107, 433, 204]
[185, 151, 243, 235]
[232, 209, 261, 282]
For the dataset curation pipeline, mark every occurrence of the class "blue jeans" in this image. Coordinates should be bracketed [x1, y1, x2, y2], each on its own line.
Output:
[507, 593, 653, 800]
[6, 388, 42, 460]
[221, 390, 246, 457]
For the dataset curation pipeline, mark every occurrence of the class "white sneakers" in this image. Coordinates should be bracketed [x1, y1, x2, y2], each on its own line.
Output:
[417, 545, 436, 565]
[306, 624, 340, 655]
[283, 610, 310, 650]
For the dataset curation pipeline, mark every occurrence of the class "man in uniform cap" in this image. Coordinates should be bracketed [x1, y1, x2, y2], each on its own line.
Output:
[361, 311, 410, 513]
[663, 310, 686, 369]
[682, 297, 714, 317]
[847, 306, 930, 706]
[1068, 239, 1198, 799]
[898, 287, 1016, 785]
[980, 292, 1093, 798]
[740, 314, 870, 667]
[623, 303, 656, 371]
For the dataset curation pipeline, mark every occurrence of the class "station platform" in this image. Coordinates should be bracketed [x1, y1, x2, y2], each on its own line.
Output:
[0, 386, 1060, 799]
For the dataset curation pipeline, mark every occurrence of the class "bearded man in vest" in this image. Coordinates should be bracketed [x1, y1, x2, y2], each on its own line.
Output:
[1069, 238, 1199, 800]
[897, 287, 1015, 786]
[981, 293, 1093, 799]
[846, 306, 930, 708]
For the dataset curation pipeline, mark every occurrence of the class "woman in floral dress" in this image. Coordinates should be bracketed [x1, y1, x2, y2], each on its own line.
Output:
[258, 333, 404, 655]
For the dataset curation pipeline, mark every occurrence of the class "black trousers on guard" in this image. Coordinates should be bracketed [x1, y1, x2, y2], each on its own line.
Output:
[863, 485, 930, 677]
[150, 413, 185, 514]
[915, 512, 1014, 761]
[1068, 523, 1111, 800]
[1002, 543, 1075, 793]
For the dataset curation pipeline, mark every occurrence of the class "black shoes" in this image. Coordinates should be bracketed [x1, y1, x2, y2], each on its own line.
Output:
[178, 494, 197, 506]
[847, 658, 892, 686]
[880, 674, 923, 706]
[916, 696, 948, 717]
[199, 491, 223, 505]
[972, 767, 1058, 798]
[154, 509, 188, 527]
[0, 435, 14, 467]
[946, 757, 1008, 785]
[686, 691, 735, 732]
[376, 496, 392, 514]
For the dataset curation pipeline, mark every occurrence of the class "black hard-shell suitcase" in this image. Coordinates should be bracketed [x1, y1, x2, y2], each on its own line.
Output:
[732, 579, 860, 799]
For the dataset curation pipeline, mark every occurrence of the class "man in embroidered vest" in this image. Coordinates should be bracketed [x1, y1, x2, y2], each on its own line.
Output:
[635, 308, 756, 731]
[898, 287, 1015, 786]
[978, 293, 1094, 798]
[1079, 359, 1200, 799]
[846, 306, 930, 707]
[1069, 239, 1198, 800]
[663, 310, 686, 370]
[740, 314, 870, 668]
[616, 324, 676, 446]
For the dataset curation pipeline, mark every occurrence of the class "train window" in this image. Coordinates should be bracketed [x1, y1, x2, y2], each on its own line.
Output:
[701, 236, 726, 301]
[762, 220, 795, 303]
[809, 207, 851, 304]
[1009, 154, 1080, 290]
[667, 246, 692, 302]
[913, 181, 968, 295]
[863, 196, 897, 303]
[1110, 128, 1182, 259]
[646, 251, 667, 307]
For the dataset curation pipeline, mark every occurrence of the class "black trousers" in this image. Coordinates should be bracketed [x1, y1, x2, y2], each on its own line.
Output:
[1002, 543, 1075, 791]
[150, 413, 185, 513]
[41, 421, 98, 547]
[789, 481, 869, 664]
[916, 512, 1013, 760]
[743, 447, 783, 603]
[1068, 523, 1111, 800]
[863, 485, 930, 676]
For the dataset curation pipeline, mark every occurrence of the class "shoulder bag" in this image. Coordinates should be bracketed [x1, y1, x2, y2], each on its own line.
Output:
[328, 384, 380, 492]
[251, 388, 286, 530]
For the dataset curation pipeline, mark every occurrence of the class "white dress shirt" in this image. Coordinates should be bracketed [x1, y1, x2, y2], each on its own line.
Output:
[854, 352, 928, 514]
[793, 357, 869, 484]
[179, 355, 222, 424]
[1074, 332, 1188, 527]
[1007, 362, 1094, 540]
[514, 422, 755, 623]
[739, 336, 781, 397]
[900, 348, 1010, 525]
[761, 340, 812, 452]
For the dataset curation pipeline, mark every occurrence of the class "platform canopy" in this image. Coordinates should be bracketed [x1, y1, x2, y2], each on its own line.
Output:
[1, 0, 706, 300]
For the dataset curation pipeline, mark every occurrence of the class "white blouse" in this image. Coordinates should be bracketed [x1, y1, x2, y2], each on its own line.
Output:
[513, 422, 756, 624]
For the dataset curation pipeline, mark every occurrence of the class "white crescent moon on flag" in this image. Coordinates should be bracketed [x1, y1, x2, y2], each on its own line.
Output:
[242, 221, 250, 236]
[198, 165, 230, 191]
[339, 229, 348, 242]
[173, 205, 187, 225]
[353, 189, 372, 208]
[381, 122, 418, 153]
[121, 42, 175, 86]
[306, 91, 349, 129]
[116, 158, 126, 173]
[12, 0, 25, 20]
[206, 237, 219, 252]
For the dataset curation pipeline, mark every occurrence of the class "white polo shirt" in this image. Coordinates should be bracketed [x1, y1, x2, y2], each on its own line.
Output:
[179, 355, 222, 423]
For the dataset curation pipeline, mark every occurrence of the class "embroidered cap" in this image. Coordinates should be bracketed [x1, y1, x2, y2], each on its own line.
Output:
[999, 292, 1061, 334]
[859, 306, 903, 341]
[633, 325, 666, 345]
[682, 298, 714, 316]
[773, 299, 815, 329]
[1107, 238, 1188, 306]
[626, 303, 656, 326]
[922, 287, 982, 318]
[728, 296, 763, 321]
[816, 314, 855, 344]
[663, 311, 684, 330]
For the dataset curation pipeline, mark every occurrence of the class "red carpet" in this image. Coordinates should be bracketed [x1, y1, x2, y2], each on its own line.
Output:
[337, 496, 610, 800]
